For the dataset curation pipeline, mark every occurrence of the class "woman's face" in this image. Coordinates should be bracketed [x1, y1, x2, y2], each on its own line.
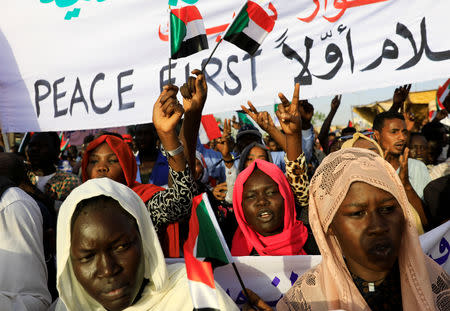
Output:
[245, 146, 268, 168]
[330, 182, 405, 279]
[71, 204, 145, 311]
[86, 143, 127, 184]
[242, 169, 284, 237]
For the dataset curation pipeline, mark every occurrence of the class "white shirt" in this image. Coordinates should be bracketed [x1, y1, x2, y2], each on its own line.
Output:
[35, 173, 55, 193]
[0, 187, 51, 311]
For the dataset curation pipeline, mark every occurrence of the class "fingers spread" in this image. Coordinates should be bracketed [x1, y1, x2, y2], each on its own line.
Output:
[278, 92, 290, 106]
[248, 101, 258, 113]
[292, 82, 300, 104]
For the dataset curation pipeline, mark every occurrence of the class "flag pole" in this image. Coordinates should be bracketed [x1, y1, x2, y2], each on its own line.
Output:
[168, 5, 172, 84]
[201, 38, 223, 73]
[202, 1, 248, 73]
[231, 262, 256, 308]
[168, 57, 172, 84]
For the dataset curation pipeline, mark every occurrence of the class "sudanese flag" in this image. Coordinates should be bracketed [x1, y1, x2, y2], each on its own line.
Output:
[224, 1, 276, 56]
[170, 5, 209, 59]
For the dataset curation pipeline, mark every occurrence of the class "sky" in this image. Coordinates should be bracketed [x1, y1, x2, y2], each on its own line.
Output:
[214, 78, 447, 128]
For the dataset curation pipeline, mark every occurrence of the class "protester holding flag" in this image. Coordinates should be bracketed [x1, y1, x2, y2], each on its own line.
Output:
[82, 85, 195, 257]
[52, 177, 237, 311]
[277, 148, 450, 311]
[231, 84, 317, 256]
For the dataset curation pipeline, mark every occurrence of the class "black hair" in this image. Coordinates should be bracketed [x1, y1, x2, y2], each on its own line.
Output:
[341, 127, 356, 137]
[83, 134, 95, 145]
[372, 111, 405, 132]
[422, 121, 447, 143]
[71, 195, 137, 234]
[238, 142, 273, 172]
[0, 153, 28, 185]
[32, 132, 61, 155]
[409, 132, 426, 140]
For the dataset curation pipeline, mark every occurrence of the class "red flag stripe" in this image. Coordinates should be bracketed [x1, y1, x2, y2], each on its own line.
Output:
[201, 114, 222, 141]
[247, 1, 275, 33]
[171, 5, 203, 24]
[184, 194, 216, 289]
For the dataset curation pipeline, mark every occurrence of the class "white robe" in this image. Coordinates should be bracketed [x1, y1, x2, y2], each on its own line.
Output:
[0, 187, 51, 311]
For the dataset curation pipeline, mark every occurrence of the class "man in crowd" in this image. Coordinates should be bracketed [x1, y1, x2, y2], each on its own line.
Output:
[373, 111, 431, 227]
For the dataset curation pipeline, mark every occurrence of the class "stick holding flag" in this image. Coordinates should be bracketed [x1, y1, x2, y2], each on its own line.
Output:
[184, 193, 255, 309]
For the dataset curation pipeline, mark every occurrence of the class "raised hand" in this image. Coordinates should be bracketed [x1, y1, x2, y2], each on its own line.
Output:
[433, 109, 448, 122]
[231, 115, 241, 130]
[392, 84, 411, 109]
[216, 119, 232, 158]
[180, 69, 207, 112]
[212, 182, 228, 201]
[402, 102, 416, 132]
[153, 85, 184, 135]
[275, 83, 302, 136]
[398, 147, 410, 186]
[331, 95, 342, 111]
[241, 101, 276, 134]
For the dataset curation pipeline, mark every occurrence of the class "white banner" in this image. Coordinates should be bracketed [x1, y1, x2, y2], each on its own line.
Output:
[166, 221, 450, 307]
[1, 0, 450, 132]
[420, 220, 450, 274]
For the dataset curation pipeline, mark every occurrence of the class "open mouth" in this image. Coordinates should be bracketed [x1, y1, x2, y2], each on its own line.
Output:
[257, 209, 274, 222]
[394, 142, 405, 149]
[368, 240, 393, 258]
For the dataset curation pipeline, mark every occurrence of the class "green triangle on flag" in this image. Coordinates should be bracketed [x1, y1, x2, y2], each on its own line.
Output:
[237, 111, 254, 126]
[223, 1, 275, 56]
[170, 5, 209, 59]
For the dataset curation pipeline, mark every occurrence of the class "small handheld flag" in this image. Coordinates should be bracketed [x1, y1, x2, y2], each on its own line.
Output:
[436, 78, 450, 111]
[199, 114, 222, 145]
[223, 1, 276, 56]
[184, 193, 255, 309]
[170, 5, 209, 59]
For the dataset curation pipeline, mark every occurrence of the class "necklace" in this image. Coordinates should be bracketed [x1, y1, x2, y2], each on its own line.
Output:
[366, 278, 385, 292]
[351, 272, 386, 293]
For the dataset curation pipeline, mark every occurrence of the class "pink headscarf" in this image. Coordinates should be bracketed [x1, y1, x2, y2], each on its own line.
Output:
[231, 159, 308, 256]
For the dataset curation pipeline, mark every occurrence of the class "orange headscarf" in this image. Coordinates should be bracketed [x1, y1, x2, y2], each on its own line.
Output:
[82, 135, 180, 257]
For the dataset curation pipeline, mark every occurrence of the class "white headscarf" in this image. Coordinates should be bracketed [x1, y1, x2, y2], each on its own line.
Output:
[54, 178, 238, 311]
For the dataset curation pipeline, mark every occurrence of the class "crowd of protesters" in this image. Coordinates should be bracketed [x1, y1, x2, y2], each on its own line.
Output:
[0, 72, 449, 310]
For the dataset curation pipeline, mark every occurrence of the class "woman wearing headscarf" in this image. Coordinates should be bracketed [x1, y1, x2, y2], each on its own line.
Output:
[231, 159, 309, 256]
[341, 132, 425, 234]
[52, 177, 238, 311]
[277, 148, 449, 311]
[82, 85, 194, 257]
[230, 83, 317, 256]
